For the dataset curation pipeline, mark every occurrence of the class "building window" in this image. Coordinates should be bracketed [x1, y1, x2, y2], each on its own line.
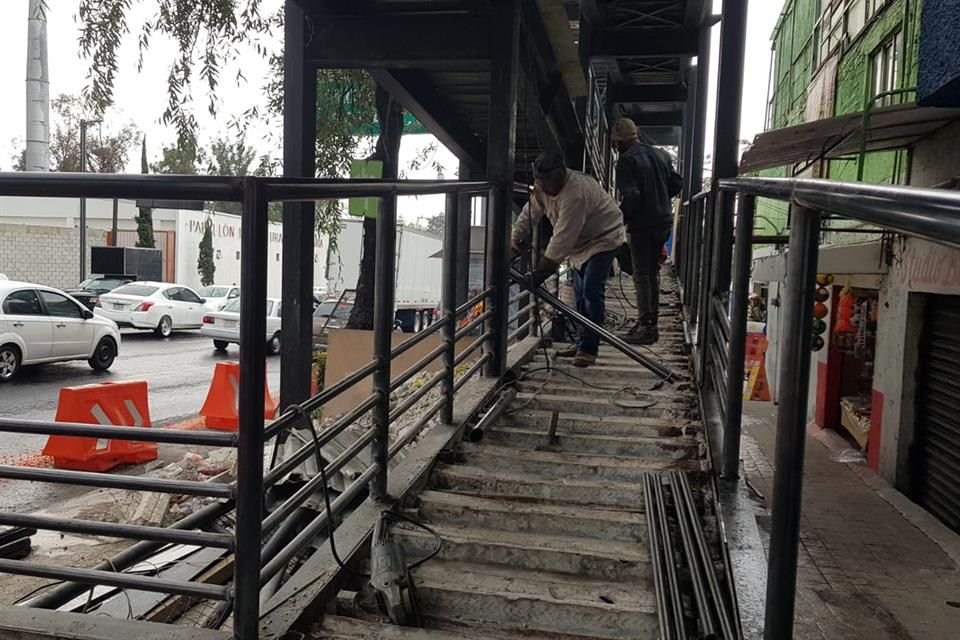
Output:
[870, 31, 903, 107]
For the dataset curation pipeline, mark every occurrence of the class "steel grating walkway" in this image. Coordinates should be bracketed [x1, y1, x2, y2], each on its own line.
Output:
[314, 266, 733, 639]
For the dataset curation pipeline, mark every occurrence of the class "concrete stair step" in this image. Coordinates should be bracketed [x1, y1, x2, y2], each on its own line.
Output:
[513, 379, 691, 404]
[415, 490, 646, 542]
[502, 409, 697, 438]
[528, 360, 690, 384]
[459, 443, 700, 483]
[432, 464, 646, 509]
[411, 560, 658, 640]
[393, 522, 652, 582]
[512, 392, 695, 419]
[317, 615, 535, 640]
[485, 426, 700, 459]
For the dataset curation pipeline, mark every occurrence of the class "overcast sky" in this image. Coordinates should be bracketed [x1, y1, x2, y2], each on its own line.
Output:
[0, 1, 783, 220]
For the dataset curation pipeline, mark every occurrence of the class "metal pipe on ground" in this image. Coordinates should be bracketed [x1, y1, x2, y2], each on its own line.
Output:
[677, 472, 738, 639]
[652, 475, 686, 636]
[466, 389, 516, 443]
[669, 474, 717, 639]
[643, 475, 673, 640]
[508, 268, 677, 382]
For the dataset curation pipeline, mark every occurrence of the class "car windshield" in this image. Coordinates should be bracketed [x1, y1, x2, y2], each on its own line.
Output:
[314, 301, 352, 318]
[222, 298, 242, 313]
[111, 284, 159, 297]
[198, 286, 230, 297]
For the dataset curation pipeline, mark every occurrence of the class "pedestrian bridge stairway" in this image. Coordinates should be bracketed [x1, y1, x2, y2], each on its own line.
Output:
[315, 269, 737, 639]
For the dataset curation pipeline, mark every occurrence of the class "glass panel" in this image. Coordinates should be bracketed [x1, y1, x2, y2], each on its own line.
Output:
[2, 289, 43, 315]
[114, 284, 160, 297]
[39, 291, 83, 319]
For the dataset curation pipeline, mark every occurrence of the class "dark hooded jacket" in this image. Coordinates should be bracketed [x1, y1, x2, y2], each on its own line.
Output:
[615, 142, 675, 233]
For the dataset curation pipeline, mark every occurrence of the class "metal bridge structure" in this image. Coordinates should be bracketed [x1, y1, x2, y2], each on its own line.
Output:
[4, 2, 960, 640]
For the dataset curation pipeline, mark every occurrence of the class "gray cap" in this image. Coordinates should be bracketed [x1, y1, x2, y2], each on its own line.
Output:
[533, 151, 566, 178]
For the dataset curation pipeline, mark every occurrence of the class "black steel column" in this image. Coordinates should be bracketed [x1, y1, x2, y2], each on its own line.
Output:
[456, 161, 474, 307]
[441, 193, 459, 425]
[712, 0, 748, 182]
[234, 177, 269, 640]
[723, 194, 755, 479]
[371, 192, 398, 500]
[682, 69, 698, 202]
[696, 189, 716, 382]
[764, 206, 820, 640]
[280, 0, 317, 410]
[483, 0, 521, 377]
[689, 23, 712, 197]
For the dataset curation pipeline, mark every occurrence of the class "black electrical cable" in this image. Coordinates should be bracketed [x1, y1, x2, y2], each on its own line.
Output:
[284, 406, 443, 581]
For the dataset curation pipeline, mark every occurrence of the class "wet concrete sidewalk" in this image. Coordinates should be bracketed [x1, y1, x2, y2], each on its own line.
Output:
[740, 401, 960, 640]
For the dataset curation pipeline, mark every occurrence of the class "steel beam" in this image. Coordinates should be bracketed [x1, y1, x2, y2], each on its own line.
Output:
[456, 162, 475, 307]
[370, 70, 484, 169]
[371, 191, 398, 500]
[304, 14, 489, 69]
[590, 29, 699, 57]
[690, 24, 711, 195]
[235, 176, 269, 640]
[712, 0, 748, 181]
[280, 1, 316, 411]
[611, 83, 688, 103]
[763, 206, 821, 640]
[483, 0, 521, 378]
[723, 195, 755, 480]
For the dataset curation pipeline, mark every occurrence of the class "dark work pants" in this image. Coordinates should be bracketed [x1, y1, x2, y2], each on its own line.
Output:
[630, 224, 672, 325]
[572, 249, 618, 356]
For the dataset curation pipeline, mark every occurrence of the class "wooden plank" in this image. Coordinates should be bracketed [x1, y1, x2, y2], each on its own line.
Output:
[143, 555, 235, 623]
[0, 606, 229, 640]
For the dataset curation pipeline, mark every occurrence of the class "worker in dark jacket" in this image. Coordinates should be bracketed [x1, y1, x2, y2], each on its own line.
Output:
[612, 117, 675, 345]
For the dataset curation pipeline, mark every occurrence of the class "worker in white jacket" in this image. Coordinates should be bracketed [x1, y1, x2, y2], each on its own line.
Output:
[512, 151, 625, 367]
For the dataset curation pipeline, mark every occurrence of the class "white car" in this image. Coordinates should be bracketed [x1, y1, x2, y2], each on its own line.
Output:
[96, 282, 208, 337]
[201, 297, 282, 355]
[196, 285, 240, 311]
[0, 280, 121, 381]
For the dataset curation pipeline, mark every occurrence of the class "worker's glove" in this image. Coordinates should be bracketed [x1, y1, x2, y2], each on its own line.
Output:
[527, 257, 560, 289]
[511, 239, 531, 262]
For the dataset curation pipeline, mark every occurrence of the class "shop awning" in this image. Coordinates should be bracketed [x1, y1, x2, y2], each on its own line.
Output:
[739, 103, 960, 174]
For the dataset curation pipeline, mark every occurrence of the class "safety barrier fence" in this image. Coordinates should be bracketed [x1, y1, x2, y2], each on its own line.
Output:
[674, 175, 960, 639]
[0, 172, 508, 639]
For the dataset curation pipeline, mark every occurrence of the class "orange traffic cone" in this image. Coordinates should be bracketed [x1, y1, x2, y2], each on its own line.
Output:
[199, 361, 278, 432]
[42, 381, 159, 472]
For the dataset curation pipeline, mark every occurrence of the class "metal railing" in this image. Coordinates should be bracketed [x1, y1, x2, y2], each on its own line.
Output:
[0, 173, 498, 639]
[675, 175, 960, 640]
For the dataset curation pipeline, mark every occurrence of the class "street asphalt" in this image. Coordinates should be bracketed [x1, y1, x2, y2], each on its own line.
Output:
[0, 329, 282, 458]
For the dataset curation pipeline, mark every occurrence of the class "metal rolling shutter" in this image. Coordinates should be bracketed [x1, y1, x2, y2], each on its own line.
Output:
[915, 296, 960, 534]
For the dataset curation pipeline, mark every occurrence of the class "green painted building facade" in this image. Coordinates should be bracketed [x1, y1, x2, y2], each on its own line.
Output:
[757, 0, 924, 234]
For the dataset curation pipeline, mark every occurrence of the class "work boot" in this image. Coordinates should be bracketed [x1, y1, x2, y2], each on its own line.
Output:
[554, 346, 578, 358]
[573, 352, 597, 368]
[626, 323, 658, 345]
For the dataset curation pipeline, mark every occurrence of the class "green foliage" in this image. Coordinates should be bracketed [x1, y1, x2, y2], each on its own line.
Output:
[78, 0, 272, 145]
[50, 94, 137, 173]
[197, 217, 216, 286]
[135, 136, 156, 248]
[152, 139, 202, 175]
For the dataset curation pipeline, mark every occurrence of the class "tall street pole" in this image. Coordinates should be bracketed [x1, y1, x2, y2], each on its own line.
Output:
[78, 119, 99, 282]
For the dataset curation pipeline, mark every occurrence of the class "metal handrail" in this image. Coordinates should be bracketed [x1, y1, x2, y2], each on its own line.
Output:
[0, 464, 234, 498]
[0, 418, 236, 447]
[391, 315, 450, 359]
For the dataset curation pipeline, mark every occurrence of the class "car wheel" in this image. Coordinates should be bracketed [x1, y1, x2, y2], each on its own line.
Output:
[413, 311, 423, 333]
[0, 345, 21, 382]
[267, 333, 281, 356]
[88, 337, 117, 371]
[155, 315, 173, 338]
[213, 340, 230, 352]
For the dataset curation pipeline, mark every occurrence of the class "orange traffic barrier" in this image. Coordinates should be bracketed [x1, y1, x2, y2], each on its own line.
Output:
[42, 381, 159, 472]
[199, 361, 278, 431]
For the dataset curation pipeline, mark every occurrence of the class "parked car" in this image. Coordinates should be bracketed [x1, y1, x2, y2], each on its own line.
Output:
[196, 285, 240, 311]
[201, 297, 282, 355]
[312, 298, 354, 345]
[64, 276, 134, 311]
[0, 280, 121, 381]
[96, 282, 207, 337]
